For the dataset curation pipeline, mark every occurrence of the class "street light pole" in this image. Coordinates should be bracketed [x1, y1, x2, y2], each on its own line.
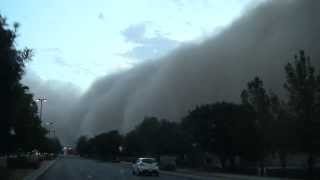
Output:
[37, 97, 47, 121]
[46, 122, 54, 137]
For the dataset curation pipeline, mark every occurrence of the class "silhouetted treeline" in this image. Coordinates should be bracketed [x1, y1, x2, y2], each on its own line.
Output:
[76, 119, 190, 160]
[76, 50, 320, 178]
[0, 15, 61, 154]
[76, 130, 123, 160]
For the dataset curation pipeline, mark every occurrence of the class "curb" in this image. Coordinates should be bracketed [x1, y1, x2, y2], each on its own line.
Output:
[160, 171, 212, 180]
[160, 169, 295, 180]
[161, 171, 285, 180]
[23, 159, 57, 180]
[119, 162, 293, 180]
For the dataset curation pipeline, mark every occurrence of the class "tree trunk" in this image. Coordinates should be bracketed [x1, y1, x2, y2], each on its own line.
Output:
[259, 160, 265, 176]
[307, 153, 314, 178]
[279, 152, 287, 177]
[230, 156, 236, 171]
[219, 156, 226, 169]
[279, 152, 287, 169]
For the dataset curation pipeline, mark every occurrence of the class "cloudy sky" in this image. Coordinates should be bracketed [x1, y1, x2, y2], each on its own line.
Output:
[2, 0, 260, 90]
[4, 0, 319, 144]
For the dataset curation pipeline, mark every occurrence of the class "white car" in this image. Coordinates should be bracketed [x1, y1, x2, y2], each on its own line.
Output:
[132, 158, 159, 176]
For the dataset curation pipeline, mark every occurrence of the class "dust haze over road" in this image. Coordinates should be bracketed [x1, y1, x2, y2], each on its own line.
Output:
[22, 0, 320, 144]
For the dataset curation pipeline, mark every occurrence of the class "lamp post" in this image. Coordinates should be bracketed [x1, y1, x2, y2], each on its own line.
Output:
[10, 127, 16, 153]
[192, 142, 198, 168]
[10, 127, 16, 136]
[36, 97, 47, 121]
[46, 122, 55, 137]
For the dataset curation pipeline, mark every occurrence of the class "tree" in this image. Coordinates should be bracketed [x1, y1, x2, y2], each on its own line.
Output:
[124, 117, 162, 156]
[269, 92, 297, 171]
[241, 77, 272, 175]
[181, 102, 258, 169]
[123, 117, 191, 157]
[227, 104, 259, 165]
[76, 136, 89, 156]
[12, 84, 48, 152]
[0, 15, 44, 154]
[157, 120, 190, 155]
[134, 117, 161, 155]
[0, 15, 61, 155]
[40, 137, 62, 154]
[123, 117, 160, 156]
[284, 50, 320, 176]
[124, 130, 143, 156]
[90, 130, 123, 160]
[181, 105, 214, 153]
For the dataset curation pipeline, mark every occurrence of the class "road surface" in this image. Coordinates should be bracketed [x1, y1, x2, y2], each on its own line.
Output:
[38, 156, 213, 180]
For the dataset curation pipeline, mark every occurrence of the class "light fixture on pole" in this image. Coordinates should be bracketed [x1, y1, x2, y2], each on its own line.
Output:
[36, 97, 47, 121]
[10, 127, 16, 136]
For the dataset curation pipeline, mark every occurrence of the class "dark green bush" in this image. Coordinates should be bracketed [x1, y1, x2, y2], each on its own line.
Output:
[7, 156, 40, 169]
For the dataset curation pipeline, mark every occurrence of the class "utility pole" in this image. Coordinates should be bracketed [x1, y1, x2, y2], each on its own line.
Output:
[53, 130, 56, 137]
[37, 97, 47, 121]
[46, 122, 54, 137]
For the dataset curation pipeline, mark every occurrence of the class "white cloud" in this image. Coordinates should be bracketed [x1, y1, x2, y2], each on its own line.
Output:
[120, 22, 180, 60]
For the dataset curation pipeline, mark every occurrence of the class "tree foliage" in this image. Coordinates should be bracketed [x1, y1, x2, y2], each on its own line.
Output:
[284, 50, 320, 175]
[76, 130, 123, 160]
[77, 117, 190, 159]
[182, 102, 258, 168]
[241, 77, 272, 167]
[76, 136, 89, 156]
[40, 137, 62, 154]
[0, 15, 59, 154]
[124, 117, 190, 156]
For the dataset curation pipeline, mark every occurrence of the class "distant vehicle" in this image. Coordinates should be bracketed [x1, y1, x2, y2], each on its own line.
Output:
[132, 157, 159, 176]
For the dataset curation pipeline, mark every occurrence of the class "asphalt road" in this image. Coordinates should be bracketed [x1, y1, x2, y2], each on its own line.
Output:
[38, 156, 212, 180]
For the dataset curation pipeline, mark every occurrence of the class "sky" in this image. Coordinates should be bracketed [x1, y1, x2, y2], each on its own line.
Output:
[2, 0, 259, 90]
[4, 0, 319, 144]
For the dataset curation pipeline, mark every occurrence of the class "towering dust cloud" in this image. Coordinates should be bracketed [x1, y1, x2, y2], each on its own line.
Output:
[24, 0, 320, 144]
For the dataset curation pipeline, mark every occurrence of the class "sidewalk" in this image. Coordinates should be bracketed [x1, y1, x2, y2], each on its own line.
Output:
[164, 168, 294, 180]
[23, 159, 57, 180]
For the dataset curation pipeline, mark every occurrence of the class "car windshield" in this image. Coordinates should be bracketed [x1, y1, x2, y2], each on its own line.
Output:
[141, 158, 156, 164]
